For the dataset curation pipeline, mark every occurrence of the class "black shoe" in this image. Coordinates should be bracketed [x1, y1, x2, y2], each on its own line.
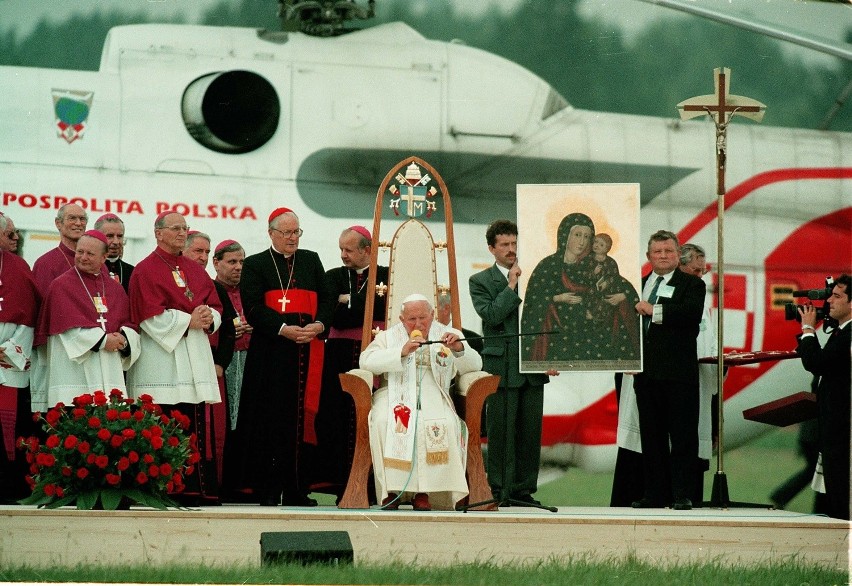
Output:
[259, 495, 281, 507]
[513, 494, 542, 506]
[672, 498, 692, 511]
[631, 497, 659, 509]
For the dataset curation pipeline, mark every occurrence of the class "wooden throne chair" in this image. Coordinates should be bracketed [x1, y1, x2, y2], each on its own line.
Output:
[337, 156, 499, 511]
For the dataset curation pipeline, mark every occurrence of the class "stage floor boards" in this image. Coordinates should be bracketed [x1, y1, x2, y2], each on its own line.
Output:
[1, 504, 848, 570]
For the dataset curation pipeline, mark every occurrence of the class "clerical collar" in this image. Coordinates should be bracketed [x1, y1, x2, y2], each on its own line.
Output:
[106, 257, 120, 263]
[270, 244, 293, 258]
[215, 278, 239, 292]
[355, 265, 369, 274]
[156, 247, 182, 262]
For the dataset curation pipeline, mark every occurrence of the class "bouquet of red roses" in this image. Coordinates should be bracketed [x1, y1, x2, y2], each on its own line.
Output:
[18, 389, 200, 510]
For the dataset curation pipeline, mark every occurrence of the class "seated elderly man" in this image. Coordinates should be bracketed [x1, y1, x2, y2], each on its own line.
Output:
[360, 293, 481, 511]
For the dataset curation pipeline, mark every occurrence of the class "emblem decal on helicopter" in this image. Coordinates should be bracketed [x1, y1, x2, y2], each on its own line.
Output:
[388, 162, 438, 218]
[52, 89, 93, 144]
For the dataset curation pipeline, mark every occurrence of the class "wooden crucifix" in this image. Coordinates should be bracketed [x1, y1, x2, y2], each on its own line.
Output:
[677, 67, 765, 194]
[677, 68, 766, 508]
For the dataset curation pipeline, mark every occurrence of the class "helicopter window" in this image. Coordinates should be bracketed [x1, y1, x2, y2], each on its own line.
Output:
[181, 70, 280, 154]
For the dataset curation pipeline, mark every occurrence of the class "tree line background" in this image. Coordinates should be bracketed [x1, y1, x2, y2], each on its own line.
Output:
[1, 0, 849, 131]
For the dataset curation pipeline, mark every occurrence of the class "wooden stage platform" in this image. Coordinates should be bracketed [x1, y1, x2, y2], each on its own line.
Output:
[1, 504, 847, 570]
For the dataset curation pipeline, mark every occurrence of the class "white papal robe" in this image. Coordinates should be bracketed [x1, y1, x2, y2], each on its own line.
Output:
[126, 309, 222, 405]
[361, 321, 481, 510]
[33, 326, 140, 411]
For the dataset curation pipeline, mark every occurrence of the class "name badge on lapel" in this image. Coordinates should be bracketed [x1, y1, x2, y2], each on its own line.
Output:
[657, 284, 675, 299]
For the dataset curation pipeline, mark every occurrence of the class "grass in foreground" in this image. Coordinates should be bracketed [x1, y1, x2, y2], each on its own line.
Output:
[2, 557, 848, 585]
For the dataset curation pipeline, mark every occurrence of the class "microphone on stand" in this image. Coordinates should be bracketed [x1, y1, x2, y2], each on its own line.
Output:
[409, 329, 427, 359]
[416, 329, 559, 345]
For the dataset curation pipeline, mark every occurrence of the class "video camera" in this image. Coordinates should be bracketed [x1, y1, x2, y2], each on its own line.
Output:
[784, 276, 838, 329]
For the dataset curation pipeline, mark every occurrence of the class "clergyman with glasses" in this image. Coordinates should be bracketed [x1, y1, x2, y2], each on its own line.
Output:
[236, 207, 335, 507]
[126, 210, 224, 505]
[0, 213, 21, 255]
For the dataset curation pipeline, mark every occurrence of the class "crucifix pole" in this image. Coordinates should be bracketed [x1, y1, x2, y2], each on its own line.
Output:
[677, 67, 765, 507]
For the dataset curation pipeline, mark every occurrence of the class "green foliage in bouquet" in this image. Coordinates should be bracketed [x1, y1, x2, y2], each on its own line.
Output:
[18, 389, 200, 510]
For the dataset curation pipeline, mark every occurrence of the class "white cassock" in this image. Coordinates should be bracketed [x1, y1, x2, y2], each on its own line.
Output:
[32, 326, 141, 411]
[0, 323, 34, 389]
[361, 321, 481, 510]
[618, 293, 718, 461]
[126, 309, 221, 405]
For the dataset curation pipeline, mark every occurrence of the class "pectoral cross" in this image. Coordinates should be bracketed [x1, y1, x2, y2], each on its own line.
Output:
[96, 314, 108, 331]
[278, 295, 291, 312]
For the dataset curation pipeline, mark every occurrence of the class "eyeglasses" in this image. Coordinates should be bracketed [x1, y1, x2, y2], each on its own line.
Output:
[161, 225, 190, 233]
[2, 231, 17, 239]
[64, 215, 88, 223]
[271, 228, 303, 238]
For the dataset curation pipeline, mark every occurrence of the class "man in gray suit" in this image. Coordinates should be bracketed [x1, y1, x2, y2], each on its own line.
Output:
[469, 220, 553, 506]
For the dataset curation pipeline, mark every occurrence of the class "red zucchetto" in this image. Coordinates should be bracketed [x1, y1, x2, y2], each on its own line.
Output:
[268, 207, 294, 224]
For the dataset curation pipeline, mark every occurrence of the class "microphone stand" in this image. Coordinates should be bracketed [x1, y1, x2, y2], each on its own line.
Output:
[460, 332, 557, 513]
[418, 330, 558, 346]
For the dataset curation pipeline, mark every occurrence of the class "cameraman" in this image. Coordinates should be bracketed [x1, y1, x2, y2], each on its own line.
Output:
[796, 273, 850, 520]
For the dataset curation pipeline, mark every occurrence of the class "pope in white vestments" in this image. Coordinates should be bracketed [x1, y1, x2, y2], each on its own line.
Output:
[360, 294, 481, 511]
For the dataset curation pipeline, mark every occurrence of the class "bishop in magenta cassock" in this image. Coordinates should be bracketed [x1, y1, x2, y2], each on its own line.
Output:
[32, 231, 139, 411]
[31, 203, 89, 294]
[29, 204, 92, 406]
[237, 207, 334, 506]
[0, 249, 40, 502]
[126, 211, 223, 504]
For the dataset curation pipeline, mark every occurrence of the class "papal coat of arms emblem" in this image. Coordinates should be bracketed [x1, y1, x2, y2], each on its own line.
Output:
[388, 162, 438, 218]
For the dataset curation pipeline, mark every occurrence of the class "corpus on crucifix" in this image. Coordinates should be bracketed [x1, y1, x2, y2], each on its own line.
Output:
[677, 67, 765, 194]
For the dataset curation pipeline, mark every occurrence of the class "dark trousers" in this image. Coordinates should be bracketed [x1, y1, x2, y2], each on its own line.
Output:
[635, 377, 698, 504]
[485, 381, 544, 499]
[822, 447, 850, 520]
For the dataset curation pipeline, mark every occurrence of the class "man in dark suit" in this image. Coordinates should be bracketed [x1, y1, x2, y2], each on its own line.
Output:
[469, 220, 552, 506]
[796, 273, 850, 520]
[632, 230, 705, 510]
